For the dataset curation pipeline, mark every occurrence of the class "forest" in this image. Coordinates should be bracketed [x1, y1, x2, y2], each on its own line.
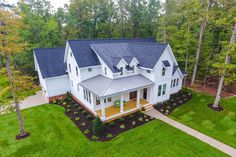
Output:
[0, 0, 236, 107]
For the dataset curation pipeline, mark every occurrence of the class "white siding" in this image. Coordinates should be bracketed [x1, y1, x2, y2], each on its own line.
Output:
[46, 76, 70, 97]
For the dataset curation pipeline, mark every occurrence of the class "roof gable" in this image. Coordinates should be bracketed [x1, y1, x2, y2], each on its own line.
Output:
[34, 48, 67, 78]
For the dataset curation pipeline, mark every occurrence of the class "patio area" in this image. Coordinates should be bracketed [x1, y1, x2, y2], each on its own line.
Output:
[96, 98, 149, 119]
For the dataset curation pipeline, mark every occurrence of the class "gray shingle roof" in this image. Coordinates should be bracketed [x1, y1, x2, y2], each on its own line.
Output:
[68, 38, 157, 69]
[90, 42, 168, 72]
[34, 48, 67, 78]
[80, 74, 154, 97]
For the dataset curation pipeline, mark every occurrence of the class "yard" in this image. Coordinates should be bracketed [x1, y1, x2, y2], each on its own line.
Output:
[0, 104, 227, 157]
[170, 91, 236, 148]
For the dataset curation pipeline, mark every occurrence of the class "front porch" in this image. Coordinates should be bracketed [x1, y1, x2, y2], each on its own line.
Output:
[96, 98, 149, 120]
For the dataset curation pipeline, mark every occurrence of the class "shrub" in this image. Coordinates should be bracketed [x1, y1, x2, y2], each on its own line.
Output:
[66, 109, 71, 113]
[106, 134, 113, 139]
[109, 121, 115, 126]
[73, 111, 78, 115]
[52, 100, 57, 104]
[81, 122, 86, 126]
[66, 92, 72, 101]
[179, 100, 183, 104]
[132, 121, 136, 126]
[92, 135, 99, 141]
[62, 102, 67, 106]
[78, 107, 83, 111]
[120, 124, 125, 129]
[84, 129, 90, 134]
[86, 115, 93, 121]
[118, 117, 125, 122]
[82, 110, 88, 116]
[138, 117, 143, 122]
[92, 117, 104, 135]
[75, 117, 80, 121]
[145, 119, 149, 122]
[66, 105, 71, 108]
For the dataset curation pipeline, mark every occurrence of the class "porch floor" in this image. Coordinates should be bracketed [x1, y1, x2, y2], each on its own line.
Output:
[96, 99, 149, 118]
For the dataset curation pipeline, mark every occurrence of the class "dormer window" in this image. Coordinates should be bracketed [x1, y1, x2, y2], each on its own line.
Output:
[162, 67, 166, 76]
[120, 67, 123, 75]
[105, 67, 107, 75]
[88, 68, 92, 72]
[132, 65, 135, 73]
[147, 70, 151, 73]
[69, 64, 71, 73]
[76, 66, 78, 76]
[70, 52, 73, 57]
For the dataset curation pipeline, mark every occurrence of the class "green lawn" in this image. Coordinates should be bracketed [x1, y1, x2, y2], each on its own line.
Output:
[0, 105, 226, 157]
[170, 91, 236, 148]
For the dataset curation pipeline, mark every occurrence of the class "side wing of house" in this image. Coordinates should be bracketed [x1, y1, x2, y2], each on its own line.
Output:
[34, 48, 70, 101]
[150, 45, 184, 104]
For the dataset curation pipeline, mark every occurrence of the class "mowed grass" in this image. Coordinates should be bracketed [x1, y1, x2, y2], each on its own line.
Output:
[170, 91, 236, 148]
[0, 105, 226, 157]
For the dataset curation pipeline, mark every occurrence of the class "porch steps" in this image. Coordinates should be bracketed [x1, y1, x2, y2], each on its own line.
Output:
[143, 104, 153, 111]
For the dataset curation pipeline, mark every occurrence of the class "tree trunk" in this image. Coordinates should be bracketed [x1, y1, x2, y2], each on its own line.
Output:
[190, 0, 211, 86]
[213, 23, 236, 108]
[184, 17, 190, 86]
[2, 26, 26, 137]
[163, 1, 167, 42]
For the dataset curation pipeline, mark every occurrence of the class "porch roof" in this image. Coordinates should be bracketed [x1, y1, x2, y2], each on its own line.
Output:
[80, 74, 154, 97]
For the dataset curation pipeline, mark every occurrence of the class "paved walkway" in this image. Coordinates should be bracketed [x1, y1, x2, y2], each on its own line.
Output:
[145, 109, 236, 157]
[19, 91, 48, 110]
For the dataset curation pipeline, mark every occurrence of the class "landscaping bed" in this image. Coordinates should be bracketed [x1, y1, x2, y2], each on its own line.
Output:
[154, 90, 192, 115]
[53, 93, 154, 141]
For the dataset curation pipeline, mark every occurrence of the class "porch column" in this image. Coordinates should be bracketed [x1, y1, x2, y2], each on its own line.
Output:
[100, 98, 105, 120]
[136, 89, 140, 108]
[91, 94, 95, 112]
[120, 94, 124, 113]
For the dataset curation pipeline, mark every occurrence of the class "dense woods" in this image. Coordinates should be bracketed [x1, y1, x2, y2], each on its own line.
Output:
[0, 0, 236, 107]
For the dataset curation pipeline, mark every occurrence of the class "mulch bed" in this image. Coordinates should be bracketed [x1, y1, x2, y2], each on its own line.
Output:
[154, 90, 192, 115]
[16, 132, 30, 140]
[52, 94, 154, 141]
[207, 103, 224, 112]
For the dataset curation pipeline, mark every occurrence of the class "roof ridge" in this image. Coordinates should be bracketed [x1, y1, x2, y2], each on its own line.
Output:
[68, 37, 156, 42]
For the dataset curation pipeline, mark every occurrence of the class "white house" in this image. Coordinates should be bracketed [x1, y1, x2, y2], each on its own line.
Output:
[34, 38, 184, 122]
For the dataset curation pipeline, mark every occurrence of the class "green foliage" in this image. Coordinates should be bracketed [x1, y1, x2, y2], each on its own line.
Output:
[92, 116, 104, 135]
[119, 124, 125, 129]
[118, 117, 125, 122]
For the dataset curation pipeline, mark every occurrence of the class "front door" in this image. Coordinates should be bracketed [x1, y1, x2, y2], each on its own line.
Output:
[130, 91, 137, 100]
[143, 88, 147, 100]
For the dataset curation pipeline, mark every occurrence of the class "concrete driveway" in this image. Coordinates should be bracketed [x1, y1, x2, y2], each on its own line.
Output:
[19, 91, 48, 110]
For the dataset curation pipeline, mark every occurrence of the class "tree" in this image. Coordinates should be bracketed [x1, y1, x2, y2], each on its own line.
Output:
[190, 0, 213, 86]
[92, 116, 104, 135]
[0, 9, 30, 139]
[212, 23, 236, 109]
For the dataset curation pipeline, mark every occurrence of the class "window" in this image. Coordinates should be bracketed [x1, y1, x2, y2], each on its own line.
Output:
[70, 52, 73, 57]
[83, 89, 86, 100]
[171, 80, 173, 88]
[147, 70, 151, 73]
[76, 66, 78, 76]
[132, 65, 135, 73]
[176, 78, 179, 86]
[108, 97, 112, 102]
[120, 67, 123, 75]
[71, 80, 73, 87]
[88, 92, 91, 103]
[158, 85, 162, 96]
[105, 67, 107, 75]
[104, 99, 106, 103]
[162, 84, 166, 95]
[69, 64, 71, 73]
[88, 68, 92, 72]
[162, 67, 166, 76]
[173, 79, 176, 87]
[96, 97, 100, 105]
